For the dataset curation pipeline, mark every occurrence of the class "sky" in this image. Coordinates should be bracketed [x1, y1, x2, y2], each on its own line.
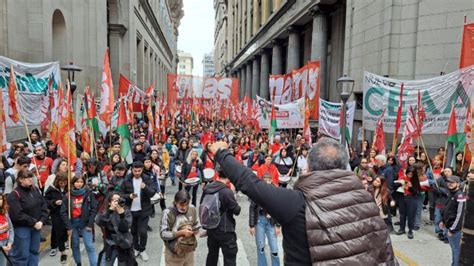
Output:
[178, 0, 214, 76]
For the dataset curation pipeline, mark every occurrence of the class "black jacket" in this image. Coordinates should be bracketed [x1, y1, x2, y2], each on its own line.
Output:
[442, 189, 465, 233]
[120, 174, 156, 216]
[201, 181, 241, 233]
[45, 186, 67, 216]
[215, 150, 310, 265]
[7, 185, 49, 227]
[96, 208, 133, 244]
[432, 176, 449, 208]
[61, 189, 98, 229]
[175, 148, 190, 164]
[249, 200, 279, 228]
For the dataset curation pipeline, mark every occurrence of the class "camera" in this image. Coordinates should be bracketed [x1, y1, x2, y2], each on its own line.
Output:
[118, 198, 127, 207]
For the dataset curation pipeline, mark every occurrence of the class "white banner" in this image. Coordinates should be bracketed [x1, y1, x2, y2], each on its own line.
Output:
[255, 96, 305, 129]
[363, 66, 474, 134]
[319, 99, 355, 141]
[0, 56, 61, 127]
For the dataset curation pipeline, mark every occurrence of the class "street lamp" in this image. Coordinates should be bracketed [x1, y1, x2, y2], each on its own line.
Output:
[61, 62, 82, 95]
[337, 74, 355, 145]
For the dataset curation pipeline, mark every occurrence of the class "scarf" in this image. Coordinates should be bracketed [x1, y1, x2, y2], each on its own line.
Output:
[71, 187, 86, 196]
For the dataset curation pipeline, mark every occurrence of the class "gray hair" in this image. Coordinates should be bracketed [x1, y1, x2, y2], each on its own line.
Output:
[375, 154, 387, 164]
[307, 138, 349, 171]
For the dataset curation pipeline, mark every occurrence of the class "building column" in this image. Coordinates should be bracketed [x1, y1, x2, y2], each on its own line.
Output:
[245, 61, 252, 97]
[261, 0, 270, 25]
[236, 70, 241, 100]
[247, 0, 252, 40]
[310, 7, 328, 100]
[260, 50, 270, 100]
[271, 40, 283, 75]
[252, 56, 260, 98]
[287, 26, 301, 73]
[240, 66, 246, 100]
[253, 0, 260, 34]
[273, 0, 282, 12]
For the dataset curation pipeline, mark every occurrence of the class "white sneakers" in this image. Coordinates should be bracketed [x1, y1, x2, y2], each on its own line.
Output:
[134, 250, 149, 261]
[140, 251, 149, 261]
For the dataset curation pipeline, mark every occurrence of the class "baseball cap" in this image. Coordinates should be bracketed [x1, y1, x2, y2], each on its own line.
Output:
[446, 175, 461, 183]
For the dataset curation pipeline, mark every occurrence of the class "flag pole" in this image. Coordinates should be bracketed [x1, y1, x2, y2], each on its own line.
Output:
[66, 80, 73, 266]
[13, 65, 42, 189]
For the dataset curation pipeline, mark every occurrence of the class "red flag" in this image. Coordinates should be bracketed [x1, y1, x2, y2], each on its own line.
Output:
[464, 106, 472, 164]
[0, 87, 7, 152]
[417, 90, 426, 132]
[460, 22, 474, 68]
[303, 97, 312, 144]
[394, 83, 404, 137]
[145, 84, 155, 136]
[57, 84, 77, 164]
[7, 65, 20, 123]
[397, 106, 418, 168]
[373, 109, 386, 155]
[50, 83, 64, 144]
[99, 48, 115, 127]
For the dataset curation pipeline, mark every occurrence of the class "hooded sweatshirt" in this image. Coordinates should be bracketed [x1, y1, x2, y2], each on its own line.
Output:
[201, 181, 241, 232]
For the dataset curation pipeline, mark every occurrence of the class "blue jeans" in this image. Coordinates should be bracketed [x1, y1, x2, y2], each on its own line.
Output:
[415, 194, 424, 227]
[434, 208, 444, 234]
[71, 218, 97, 266]
[9, 227, 40, 266]
[255, 215, 280, 266]
[169, 160, 176, 183]
[448, 230, 461, 266]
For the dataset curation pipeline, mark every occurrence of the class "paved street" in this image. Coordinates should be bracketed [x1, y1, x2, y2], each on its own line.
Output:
[39, 180, 451, 266]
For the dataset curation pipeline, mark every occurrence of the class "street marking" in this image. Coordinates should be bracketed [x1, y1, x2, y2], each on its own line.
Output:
[160, 245, 166, 265]
[236, 239, 250, 266]
[394, 249, 418, 266]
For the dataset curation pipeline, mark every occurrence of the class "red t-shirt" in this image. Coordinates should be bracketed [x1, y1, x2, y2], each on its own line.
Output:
[32, 157, 53, 186]
[270, 143, 281, 155]
[72, 195, 84, 219]
[0, 214, 9, 241]
[257, 164, 279, 186]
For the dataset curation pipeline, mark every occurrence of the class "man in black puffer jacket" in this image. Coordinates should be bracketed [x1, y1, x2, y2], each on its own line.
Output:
[201, 169, 241, 266]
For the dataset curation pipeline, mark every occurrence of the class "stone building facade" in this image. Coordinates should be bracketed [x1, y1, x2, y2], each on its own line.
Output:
[0, 0, 183, 96]
[177, 50, 194, 75]
[214, 0, 346, 102]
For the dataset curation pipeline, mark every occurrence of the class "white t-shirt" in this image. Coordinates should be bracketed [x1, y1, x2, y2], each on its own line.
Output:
[297, 155, 308, 175]
[131, 177, 142, 211]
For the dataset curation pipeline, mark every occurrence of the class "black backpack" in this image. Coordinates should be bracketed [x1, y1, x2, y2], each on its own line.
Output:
[199, 192, 221, 230]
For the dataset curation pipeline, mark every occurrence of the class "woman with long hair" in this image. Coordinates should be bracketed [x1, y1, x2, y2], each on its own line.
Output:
[45, 172, 69, 263]
[395, 166, 421, 239]
[372, 176, 393, 231]
[453, 152, 468, 179]
[368, 148, 378, 168]
[182, 150, 203, 206]
[0, 193, 14, 266]
[61, 175, 98, 266]
[273, 148, 293, 188]
[96, 192, 137, 266]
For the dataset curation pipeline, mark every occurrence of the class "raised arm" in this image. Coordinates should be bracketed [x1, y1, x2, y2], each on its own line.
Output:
[214, 146, 304, 225]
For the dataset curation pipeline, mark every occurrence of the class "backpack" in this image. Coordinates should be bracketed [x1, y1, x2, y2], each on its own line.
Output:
[199, 192, 221, 230]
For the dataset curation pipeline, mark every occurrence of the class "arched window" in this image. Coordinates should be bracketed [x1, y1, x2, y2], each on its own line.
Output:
[52, 9, 67, 64]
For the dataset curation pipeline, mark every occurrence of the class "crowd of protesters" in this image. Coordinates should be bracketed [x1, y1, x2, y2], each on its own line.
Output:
[349, 142, 467, 266]
[0, 113, 467, 266]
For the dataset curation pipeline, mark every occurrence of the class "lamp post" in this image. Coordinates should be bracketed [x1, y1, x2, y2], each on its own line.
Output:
[337, 74, 355, 145]
[61, 62, 82, 95]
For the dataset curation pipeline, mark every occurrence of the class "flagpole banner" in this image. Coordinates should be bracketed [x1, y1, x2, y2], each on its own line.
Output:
[363, 67, 474, 134]
[255, 96, 304, 129]
[167, 74, 239, 105]
[318, 99, 355, 141]
[0, 56, 61, 127]
[268, 61, 320, 119]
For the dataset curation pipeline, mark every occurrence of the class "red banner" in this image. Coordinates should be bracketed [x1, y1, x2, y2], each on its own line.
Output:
[118, 74, 146, 112]
[269, 61, 320, 119]
[167, 74, 239, 106]
[460, 22, 474, 68]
